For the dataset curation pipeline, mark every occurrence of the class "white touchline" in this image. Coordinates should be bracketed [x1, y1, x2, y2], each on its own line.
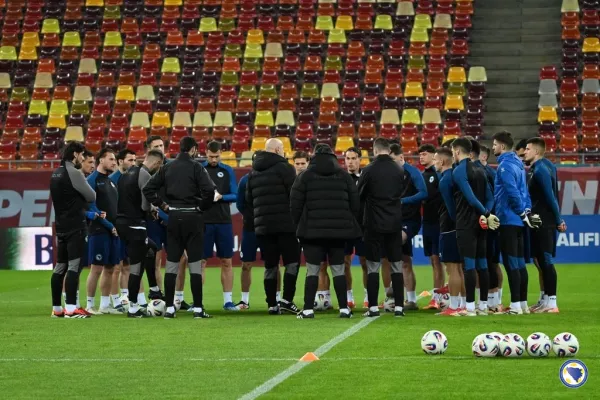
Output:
[237, 317, 379, 400]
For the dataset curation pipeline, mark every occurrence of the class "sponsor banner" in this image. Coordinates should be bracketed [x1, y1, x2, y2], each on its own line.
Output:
[1, 215, 598, 270]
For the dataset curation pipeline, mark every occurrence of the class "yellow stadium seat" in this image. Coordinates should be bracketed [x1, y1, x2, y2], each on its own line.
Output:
[277, 137, 292, 153]
[433, 14, 452, 29]
[447, 67, 467, 83]
[422, 108, 442, 124]
[445, 95, 465, 111]
[247, 29, 265, 45]
[335, 16, 354, 30]
[193, 111, 213, 127]
[173, 112, 192, 128]
[537, 106, 558, 123]
[62, 32, 81, 47]
[29, 100, 48, 115]
[18, 46, 37, 60]
[582, 38, 600, 53]
[374, 15, 393, 30]
[221, 151, 238, 168]
[22, 32, 40, 47]
[447, 83, 466, 96]
[335, 136, 355, 153]
[414, 14, 432, 30]
[41, 19, 60, 34]
[214, 111, 233, 127]
[244, 44, 263, 58]
[442, 134, 459, 143]
[0, 46, 17, 60]
[328, 29, 347, 44]
[401, 109, 421, 125]
[130, 112, 150, 128]
[315, 16, 334, 30]
[151, 112, 171, 128]
[275, 110, 295, 126]
[115, 85, 135, 101]
[78, 58, 97, 74]
[561, 0, 580, 12]
[73, 86, 93, 101]
[380, 109, 400, 125]
[396, 2, 415, 16]
[103, 32, 122, 47]
[251, 137, 268, 151]
[468, 66, 488, 82]
[136, 85, 155, 101]
[264, 43, 283, 58]
[404, 82, 424, 97]
[199, 18, 217, 32]
[161, 58, 180, 73]
[239, 151, 254, 167]
[321, 83, 340, 98]
[46, 114, 66, 129]
[410, 28, 429, 43]
[65, 126, 84, 142]
[49, 100, 69, 116]
[360, 150, 370, 168]
[255, 111, 274, 127]
[0, 73, 11, 89]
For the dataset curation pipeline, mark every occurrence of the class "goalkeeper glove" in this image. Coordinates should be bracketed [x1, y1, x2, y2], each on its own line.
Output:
[479, 215, 489, 230]
[487, 214, 500, 230]
[520, 210, 542, 229]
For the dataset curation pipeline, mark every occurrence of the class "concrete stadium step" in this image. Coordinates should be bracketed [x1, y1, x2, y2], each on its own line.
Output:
[485, 111, 536, 126]
[483, 125, 539, 140]
[485, 98, 539, 112]
[470, 43, 562, 57]
[486, 83, 540, 97]
[469, 57, 559, 71]
[486, 70, 542, 84]
[476, 0, 562, 8]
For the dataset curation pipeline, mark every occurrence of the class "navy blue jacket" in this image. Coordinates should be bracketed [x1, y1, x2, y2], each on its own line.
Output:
[87, 170, 118, 234]
[201, 161, 238, 224]
[528, 158, 561, 227]
[452, 158, 494, 230]
[438, 168, 456, 233]
[401, 163, 428, 222]
[236, 173, 253, 231]
[422, 165, 442, 225]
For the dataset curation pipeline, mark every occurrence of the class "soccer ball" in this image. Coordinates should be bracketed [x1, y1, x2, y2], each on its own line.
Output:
[526, 332, 552, 357]
[488, 332, 504, 356]
[472, 334, 499, 357]
[499, 333, 525, 357]
[147, 299, 166, 317]
[383, 296, 395, 312]
[314, 294, 330, 311]
[421, 330, 448, 355]
[552, 332, 579, 357]
[438, 293, 451, 310]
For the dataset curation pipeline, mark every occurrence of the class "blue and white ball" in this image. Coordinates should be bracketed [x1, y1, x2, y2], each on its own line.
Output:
[553, 332, 579, 357]
[499, 333, 525, 357]
[421, 330, 448, 355]
[526, 332, 552, 357]
[147, 299, 166, 317]
[472, 334, 499, 357]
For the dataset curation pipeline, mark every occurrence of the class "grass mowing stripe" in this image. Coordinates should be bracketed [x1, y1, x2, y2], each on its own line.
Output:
[238, 316, 379, 400]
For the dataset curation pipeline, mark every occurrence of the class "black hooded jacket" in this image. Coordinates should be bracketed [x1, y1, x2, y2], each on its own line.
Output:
[245, 151, 296, 235]
[290, 152, 361, 240]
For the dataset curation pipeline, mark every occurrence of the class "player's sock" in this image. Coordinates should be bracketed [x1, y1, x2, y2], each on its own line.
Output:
[347, 289, 354, 303]
[394, 306, 403, 312]
[100, 296, 110, 309]
[175, 291, 184, 302]
[488, 293, 497, 307]
[276, 291, 281, 302]
[264, 277, 277, 307]
[363, 288, 368, 302]
[303, 309, 315, 315]
[391, 272, 404, 308]
[120, 288, 129, 297]
[53, 306, 63, 313]
[407, 291, 416, 303]
[194, 307, 203, 313]
[86, 296, 95, 309]
[520, 301, 528, 310]
[478, 301, 487, 311]
[137, 292, 147, 305]
[241, 292, 250, 303]
[166, 306, 175, 314]
[519, 268, 528, 304]
[542, 294, 549, 307]
[129, 303, 139, 313]
[367, 272, 380, 308]
[282, 263, 299, 303]
[477, 269, 489, 303]
[76, 290, 81, 308]
[223, 292, 233, 305]
[547, 295, 557, 308]
[464, 268, 477, 304]
[189, 273, 203, 309]
[150, 286, 160, 292]
[65, 304, 76, 313]
[339, 308, 350, 315]
[332, 275, 348, 310]
[538, 291, 545, 303]
[450, 296, 459, 309]
[460, 297, 466, 309]
[510, 302, 521, 311]
[466, 302, 475, 312]
[304, 276, 319, 310]
[111, 294, 120, 307]
[369, 306, 378, 313]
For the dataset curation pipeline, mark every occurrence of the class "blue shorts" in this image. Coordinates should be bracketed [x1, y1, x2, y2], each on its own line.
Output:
[439, 231, 462, 263]
[422, 223, 440, 257]
[240, 230, 260, 262]
[204, 223, 234, 259]
[119, 238, 129, 264]
[344, 238, 365, 257]
[147, 219, 167, 250]
[402, 220, 422, 257]
[88, 233, 121, 266]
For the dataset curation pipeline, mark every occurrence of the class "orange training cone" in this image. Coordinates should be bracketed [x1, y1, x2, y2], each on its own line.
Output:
[300, 352, 319, 362]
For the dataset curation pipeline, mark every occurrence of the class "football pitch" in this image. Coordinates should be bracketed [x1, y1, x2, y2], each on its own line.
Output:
[0, 264, 598, 399]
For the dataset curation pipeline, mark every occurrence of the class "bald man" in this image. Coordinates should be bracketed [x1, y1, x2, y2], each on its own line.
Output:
[245, 139, 301, 314]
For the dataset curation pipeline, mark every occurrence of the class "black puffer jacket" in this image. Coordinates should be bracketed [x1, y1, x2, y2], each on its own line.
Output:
[245, 151, 296, 235]
[290, 152, 362, 240]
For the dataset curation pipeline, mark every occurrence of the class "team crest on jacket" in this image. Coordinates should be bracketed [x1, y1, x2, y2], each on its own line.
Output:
[429, 176, 435, 183]
[217, 172, 224, 178]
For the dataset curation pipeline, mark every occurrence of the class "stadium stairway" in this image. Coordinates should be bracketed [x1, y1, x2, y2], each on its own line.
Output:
[471, 0, 563, 140]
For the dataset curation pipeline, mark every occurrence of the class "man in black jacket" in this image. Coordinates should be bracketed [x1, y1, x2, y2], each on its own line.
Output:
[143, 137, 216, 319]
[357, 138, 405, 317]
[290, 144, 361, 319]
[246, 138, 300, 315]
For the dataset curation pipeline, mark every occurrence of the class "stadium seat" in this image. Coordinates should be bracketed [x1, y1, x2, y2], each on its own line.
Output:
[251, 137, 267, 152]
[582, 79, 600, 94]
[538, 107, 559, 123]
[539, 94, 559, 109]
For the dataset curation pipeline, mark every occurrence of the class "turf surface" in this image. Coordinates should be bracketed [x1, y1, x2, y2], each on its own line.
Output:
[0, 264, 598, 399]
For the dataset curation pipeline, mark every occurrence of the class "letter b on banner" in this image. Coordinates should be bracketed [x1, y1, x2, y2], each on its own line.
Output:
[35, 234, 53, 266]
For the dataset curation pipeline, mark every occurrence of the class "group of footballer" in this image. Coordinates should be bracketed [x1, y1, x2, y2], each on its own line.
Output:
[50, 130, 564, 318]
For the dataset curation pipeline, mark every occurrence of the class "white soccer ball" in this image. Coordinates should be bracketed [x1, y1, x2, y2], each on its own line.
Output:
[488, 332, 504, 356]
[499, 333, 526, 358]
[553, 332, 579, 357]
[526, 332, 552, 357]
[383, 296, 395, 312]
[421, 330, 448, 355]
[438, 293, 450, 310]
[314, 294, 328, 311]
[472, 334, 499, 357]
[147, 299, 166, 317]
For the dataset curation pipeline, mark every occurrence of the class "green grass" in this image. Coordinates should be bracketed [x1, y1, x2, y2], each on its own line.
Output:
[0, 265, 598, 399]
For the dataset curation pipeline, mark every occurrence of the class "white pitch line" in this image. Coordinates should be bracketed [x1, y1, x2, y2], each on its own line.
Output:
[237, 316, 378, 400]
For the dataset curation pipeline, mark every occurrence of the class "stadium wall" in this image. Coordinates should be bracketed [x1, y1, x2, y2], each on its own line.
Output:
[0, 168, 599, 270]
